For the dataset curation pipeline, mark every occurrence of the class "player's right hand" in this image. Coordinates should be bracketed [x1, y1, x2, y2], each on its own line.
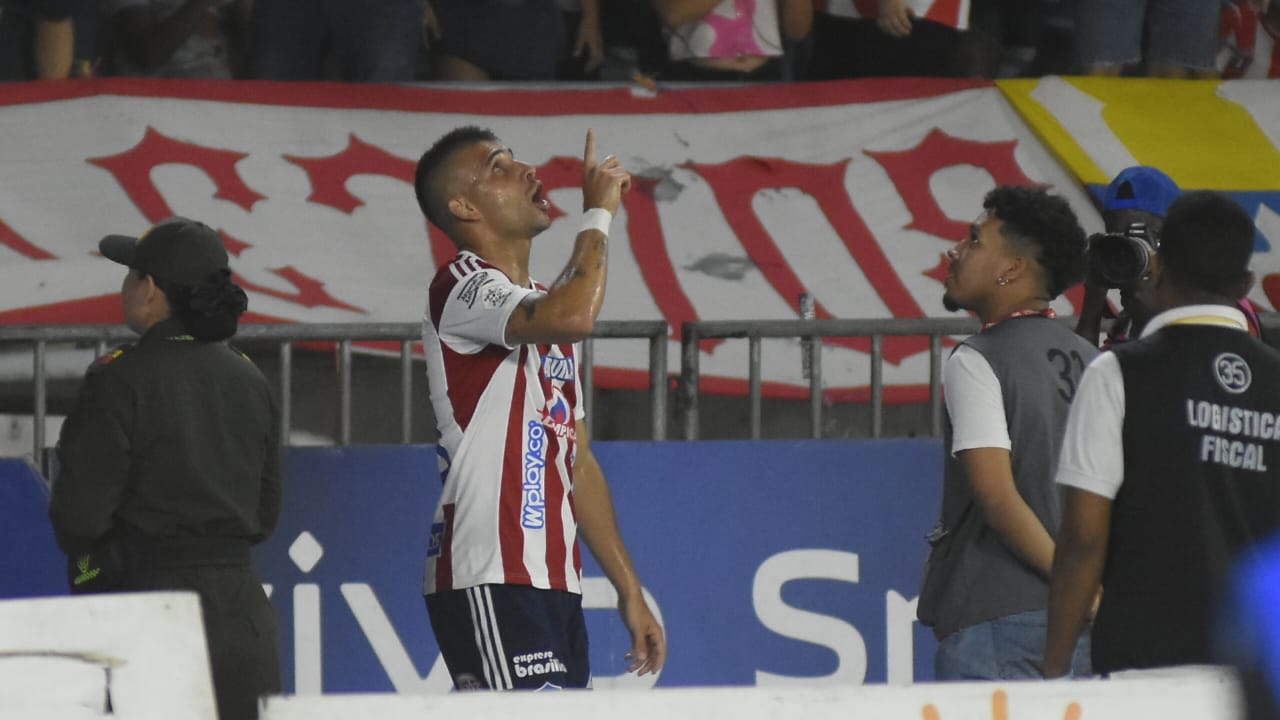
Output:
[582, 128, 631, 215]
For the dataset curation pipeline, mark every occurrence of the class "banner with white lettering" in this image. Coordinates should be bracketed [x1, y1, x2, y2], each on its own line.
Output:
[0, 78, 1101, 399]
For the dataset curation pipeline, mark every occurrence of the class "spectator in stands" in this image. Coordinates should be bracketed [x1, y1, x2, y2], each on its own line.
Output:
[0, 0, 89, 79]
[916, 185, 1096, 680]
[1075, 0, 1219, 77]
[1043, 192, 1280, 678]
[50, 217, 282, 720]
[412, 127, 665, 689]
[652, 0, 812, 82]
[1219, 0, 1280, 79]
[104, 0, 253, 78]
[603, 0, 668, 81]
[968, 0, 1073, 77]
[253, 0, 422, 82]
[806, 0, 1000, 80]
[1076, 166, 1264, 348]
[428, 0, 594, 81]
[555, 0, 605, 80]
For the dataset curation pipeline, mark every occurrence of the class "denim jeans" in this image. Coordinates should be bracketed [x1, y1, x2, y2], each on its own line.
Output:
[935, 609, 1091, 681]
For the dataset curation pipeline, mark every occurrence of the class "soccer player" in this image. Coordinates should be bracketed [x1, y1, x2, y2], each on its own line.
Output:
[412, 126, 665, 690]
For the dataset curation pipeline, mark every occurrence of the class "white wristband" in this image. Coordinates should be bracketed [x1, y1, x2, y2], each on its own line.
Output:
[579, 208, 613, 237]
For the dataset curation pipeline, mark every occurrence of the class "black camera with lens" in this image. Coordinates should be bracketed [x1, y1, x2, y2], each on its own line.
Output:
[1087, 222, 1157, 289]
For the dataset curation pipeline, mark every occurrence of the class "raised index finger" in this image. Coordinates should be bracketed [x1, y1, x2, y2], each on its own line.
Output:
[584, 128, 596, 167]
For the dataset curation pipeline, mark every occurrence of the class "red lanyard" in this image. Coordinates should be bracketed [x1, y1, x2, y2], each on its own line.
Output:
[982, 308, 1056, 332]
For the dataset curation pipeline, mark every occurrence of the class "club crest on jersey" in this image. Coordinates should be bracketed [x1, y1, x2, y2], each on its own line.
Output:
[542, 354, 575, 383]
[546, 387, 570, 424]
[538, 387, 576, 440]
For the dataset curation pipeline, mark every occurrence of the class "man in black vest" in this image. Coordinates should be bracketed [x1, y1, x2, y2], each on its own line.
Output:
[1043, 191, 1280, 677]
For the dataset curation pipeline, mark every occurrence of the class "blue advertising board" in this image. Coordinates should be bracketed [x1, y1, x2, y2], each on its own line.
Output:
[1, 440, 944, 690]
[253, 439, 943, 692]
[0, 459, 65, 598]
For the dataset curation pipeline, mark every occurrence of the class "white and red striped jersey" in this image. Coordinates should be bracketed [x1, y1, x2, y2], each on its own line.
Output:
[815, 0, 970, 30]
[421, 250, 585, 596]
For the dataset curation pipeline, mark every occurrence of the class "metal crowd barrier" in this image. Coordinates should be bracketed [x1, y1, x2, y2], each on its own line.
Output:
[679, 317, 981, 441]
[678, 312, 1280, 441]
[0, 321, 669, 469]
[7, 313, 1280, 465]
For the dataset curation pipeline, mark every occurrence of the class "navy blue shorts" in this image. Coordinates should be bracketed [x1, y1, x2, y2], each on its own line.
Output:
[425, 584, 590, 690]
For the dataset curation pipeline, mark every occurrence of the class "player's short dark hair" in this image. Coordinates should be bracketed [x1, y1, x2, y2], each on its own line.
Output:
[983, 185, 1087, 299]
[414, 126, 499, 233]
[1159, 191, 1255, 297]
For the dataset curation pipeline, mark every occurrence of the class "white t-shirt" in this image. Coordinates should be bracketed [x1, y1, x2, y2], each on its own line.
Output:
[421, 251, 586, 595]
[1055, 304, 1251, 500]
[944, 343, 1011, 456]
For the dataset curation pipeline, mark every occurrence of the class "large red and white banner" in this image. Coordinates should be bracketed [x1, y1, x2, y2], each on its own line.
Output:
[0, 79, 1101, 398]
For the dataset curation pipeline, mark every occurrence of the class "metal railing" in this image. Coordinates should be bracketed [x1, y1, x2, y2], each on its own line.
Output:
[8, 313, 1280, 463]
[678, 312, 1280, 441]
[0, 321, 670, 469]
[679, 317, 981, 440]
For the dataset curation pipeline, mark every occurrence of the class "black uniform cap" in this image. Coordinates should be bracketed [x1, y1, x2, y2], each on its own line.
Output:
[99, 217, 230, 288]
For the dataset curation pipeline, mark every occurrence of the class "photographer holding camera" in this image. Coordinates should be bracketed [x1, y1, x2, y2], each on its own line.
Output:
[1076, 166, 1179, 346]
[1076, 166, 1264, 348]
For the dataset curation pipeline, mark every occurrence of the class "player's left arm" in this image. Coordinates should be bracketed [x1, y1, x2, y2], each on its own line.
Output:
[573, 420, 667, 675]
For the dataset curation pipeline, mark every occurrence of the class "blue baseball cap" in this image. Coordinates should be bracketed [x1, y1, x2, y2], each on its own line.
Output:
[1102, 166, 1181, 217]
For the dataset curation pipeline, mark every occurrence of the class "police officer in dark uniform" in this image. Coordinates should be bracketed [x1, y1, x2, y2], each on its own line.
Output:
[49, 216, 283, 720]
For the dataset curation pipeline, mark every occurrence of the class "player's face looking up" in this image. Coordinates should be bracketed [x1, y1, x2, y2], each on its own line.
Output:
[449, 140, 552, 238]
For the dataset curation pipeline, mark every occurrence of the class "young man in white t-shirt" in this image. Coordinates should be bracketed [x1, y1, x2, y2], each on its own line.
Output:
[412, 126, 665, 690]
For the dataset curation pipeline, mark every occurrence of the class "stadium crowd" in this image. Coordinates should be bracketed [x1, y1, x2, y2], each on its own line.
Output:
[0, 0, 1276, 84]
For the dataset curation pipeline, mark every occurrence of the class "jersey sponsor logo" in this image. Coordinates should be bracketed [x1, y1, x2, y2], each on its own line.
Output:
[1214, 352, 1252, 393]
[482, 285, 512, 310]
[427, 522, 445, 557]
[542, 355, 576, 383]
[511, 650, 567, 679]
[523, 421, 547, 530]
[456, 273, 494, 308]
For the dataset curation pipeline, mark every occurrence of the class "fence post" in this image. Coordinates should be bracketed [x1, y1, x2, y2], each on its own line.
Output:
[680, 323, 701, 441]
